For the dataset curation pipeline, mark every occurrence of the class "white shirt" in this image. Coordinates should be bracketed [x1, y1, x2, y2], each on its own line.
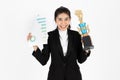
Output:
[58, 29, 68, 56]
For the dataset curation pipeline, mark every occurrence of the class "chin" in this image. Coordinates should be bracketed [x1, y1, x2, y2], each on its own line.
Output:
[58, 26, 68, 30]
[61, 28, 67, 31]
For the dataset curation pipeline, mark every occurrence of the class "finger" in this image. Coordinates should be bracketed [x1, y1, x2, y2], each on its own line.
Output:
[33, 45, 38, 51]
[28, 32, 31, 35]
[27, 32, 32, 41]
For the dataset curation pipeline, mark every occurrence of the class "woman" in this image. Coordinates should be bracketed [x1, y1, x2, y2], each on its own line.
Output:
[27, 6, 91, 80]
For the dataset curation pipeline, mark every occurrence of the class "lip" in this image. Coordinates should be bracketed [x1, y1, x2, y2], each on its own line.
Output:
[60, 25, 67, 28]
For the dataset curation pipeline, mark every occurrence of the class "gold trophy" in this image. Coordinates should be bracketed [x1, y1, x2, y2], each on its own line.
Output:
[75, 10, 94, 50]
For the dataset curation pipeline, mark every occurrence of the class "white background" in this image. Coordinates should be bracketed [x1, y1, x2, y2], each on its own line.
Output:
[0, 0, 120, 80]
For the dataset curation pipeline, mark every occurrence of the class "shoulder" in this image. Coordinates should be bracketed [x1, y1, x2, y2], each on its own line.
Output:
[48, 29, 81, 37]
[69, 29, 81, 37]
[47, 29, 58, 37]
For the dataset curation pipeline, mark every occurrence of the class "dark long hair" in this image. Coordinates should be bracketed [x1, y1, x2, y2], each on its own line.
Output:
[54, 6, 71, 29]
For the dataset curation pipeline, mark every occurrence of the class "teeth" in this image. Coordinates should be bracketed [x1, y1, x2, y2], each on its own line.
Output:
[61, 25, 66, 27]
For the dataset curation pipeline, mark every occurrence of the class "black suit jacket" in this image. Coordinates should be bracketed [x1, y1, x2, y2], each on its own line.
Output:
[32, 29, 90, 80]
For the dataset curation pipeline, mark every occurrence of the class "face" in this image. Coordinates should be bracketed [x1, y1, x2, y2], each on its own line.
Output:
[55, 13, 71, 31]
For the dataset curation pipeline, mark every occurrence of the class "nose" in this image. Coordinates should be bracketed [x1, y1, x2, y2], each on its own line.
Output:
[61, 20, 66, 25]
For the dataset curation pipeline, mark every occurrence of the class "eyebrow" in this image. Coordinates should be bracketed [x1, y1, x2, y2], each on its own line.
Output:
[57, 17, 70, 19]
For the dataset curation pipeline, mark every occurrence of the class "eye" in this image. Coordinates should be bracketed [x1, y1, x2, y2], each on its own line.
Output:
[65, 17, 69, 21]
[58, 18, 62, 21]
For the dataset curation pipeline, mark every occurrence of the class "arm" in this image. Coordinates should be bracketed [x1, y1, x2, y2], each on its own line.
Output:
[32, 36, 51, 66]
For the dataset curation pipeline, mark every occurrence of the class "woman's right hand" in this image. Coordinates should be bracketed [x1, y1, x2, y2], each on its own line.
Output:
[27, 33, 32, 41]
[33, 45, 38, 52]
[27, 33, 38, 51]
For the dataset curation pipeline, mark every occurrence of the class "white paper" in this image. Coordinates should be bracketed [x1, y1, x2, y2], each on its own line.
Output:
[28, 14, 48, 47]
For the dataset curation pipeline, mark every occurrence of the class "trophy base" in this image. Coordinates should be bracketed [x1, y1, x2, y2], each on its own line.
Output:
[84, 45, 94, 50]
[82, 35, 94, 50]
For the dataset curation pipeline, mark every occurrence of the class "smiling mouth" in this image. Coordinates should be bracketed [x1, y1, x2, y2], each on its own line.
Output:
[60, 25, 68, 28]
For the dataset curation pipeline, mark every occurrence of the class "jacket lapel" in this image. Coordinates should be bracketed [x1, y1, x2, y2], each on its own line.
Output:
[55, 29, 65, 58]
[54, 29, 73, 59]
[66, 29, 73, 57]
